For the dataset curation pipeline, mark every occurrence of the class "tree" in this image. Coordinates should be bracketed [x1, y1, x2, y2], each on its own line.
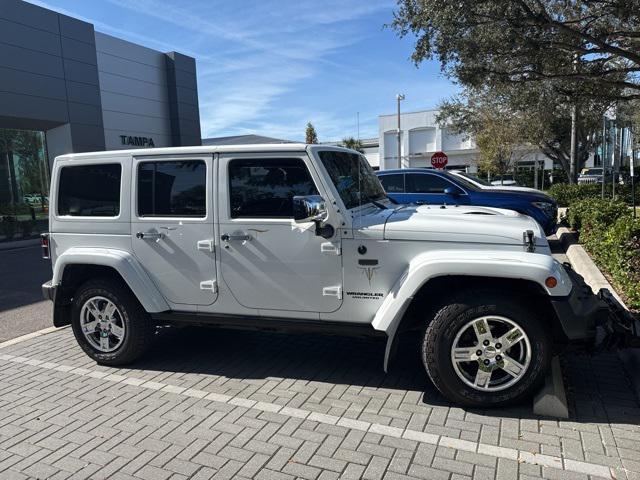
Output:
[305, 122, 318, 144]
[438, 86, 606, 179]
[391, 0, 639, 101]
[340, 137, 364, 153]
[391, 0, 640, 182]
[438, 90, 528, 177]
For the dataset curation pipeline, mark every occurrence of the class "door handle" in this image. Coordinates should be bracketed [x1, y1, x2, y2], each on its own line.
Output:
[136, 231, 164, 240]
[221, 233, 251, 242]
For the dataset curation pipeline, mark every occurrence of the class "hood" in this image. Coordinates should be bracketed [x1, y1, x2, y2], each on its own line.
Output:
[482, 185, 549, 195]
[473, 188, 555, 204]
[383, 204, 547, 246]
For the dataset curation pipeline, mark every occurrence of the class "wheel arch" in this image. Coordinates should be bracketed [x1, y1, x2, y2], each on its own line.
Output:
[377, 264, 568, 372]
[51, 248, 169, 327]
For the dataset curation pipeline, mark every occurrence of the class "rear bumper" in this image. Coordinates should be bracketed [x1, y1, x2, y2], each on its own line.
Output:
[42, 280, 56, 302]
[550, 266, 608, 341]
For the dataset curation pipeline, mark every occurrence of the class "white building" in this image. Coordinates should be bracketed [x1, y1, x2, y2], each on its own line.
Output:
[378, 109, 555, 172]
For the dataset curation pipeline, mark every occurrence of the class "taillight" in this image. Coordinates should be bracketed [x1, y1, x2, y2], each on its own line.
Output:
[41, 233, 50, 259]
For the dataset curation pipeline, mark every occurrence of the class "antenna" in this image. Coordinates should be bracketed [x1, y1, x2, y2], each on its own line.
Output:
[357, 112, 360, 141]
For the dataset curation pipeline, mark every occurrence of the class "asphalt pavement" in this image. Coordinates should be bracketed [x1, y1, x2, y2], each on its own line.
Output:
[0, 245, 52, 342]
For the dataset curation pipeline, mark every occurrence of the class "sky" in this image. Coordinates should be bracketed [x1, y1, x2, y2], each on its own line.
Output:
[28, 0, 458, 142]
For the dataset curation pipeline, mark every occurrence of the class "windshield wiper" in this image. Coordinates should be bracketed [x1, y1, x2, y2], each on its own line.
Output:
[367, 196, 388, 210]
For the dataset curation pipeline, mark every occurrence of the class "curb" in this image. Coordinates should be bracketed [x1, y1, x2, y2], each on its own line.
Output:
[556, 227, 626, 306]
[0, 238, 40, 251]
[0, 326, 64, 349]
[556, 226, 640, 401]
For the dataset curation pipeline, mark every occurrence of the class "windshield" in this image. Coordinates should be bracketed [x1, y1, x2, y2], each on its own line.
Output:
[582, 168, 602, 175]
[318, 150, 387, 209]
[456, 171, 491, 186]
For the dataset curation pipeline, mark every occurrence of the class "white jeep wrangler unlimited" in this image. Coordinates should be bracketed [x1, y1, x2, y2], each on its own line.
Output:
[42, 144, 612, 407]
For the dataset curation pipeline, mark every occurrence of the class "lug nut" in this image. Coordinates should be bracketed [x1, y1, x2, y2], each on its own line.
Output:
[496, 355, 502, 362]
[483, 359, 490, 366]
[483, 340, 490, 346]
[476, 350, 483, 357]
[495, 343, 502, 349]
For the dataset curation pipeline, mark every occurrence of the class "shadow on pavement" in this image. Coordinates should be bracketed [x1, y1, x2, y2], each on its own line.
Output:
[0, 246, 50, 312]
[121, 326, 640, 425]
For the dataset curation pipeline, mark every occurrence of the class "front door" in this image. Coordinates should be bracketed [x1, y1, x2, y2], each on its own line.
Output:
[131, 155, 217, 308]
[404, 172, 470, 205]
[218, 153, 342, 314]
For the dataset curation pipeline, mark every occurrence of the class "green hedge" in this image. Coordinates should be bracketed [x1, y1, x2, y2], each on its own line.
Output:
[549, 183, 640, 207]
[567, 197, 640, 309]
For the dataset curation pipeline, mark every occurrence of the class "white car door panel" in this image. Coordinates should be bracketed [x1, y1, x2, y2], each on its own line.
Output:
[131, 155, 217, 308]
[218, 153, 342, 314]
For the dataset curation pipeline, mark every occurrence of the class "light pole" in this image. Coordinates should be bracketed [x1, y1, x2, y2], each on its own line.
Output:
[396, 94, 405, 168]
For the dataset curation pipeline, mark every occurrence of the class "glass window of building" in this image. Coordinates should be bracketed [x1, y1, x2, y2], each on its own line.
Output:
[0, 129, 49, 240]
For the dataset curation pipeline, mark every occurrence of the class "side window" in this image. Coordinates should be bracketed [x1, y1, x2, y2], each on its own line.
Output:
[406, 174, 461, 194]
[229, 158, 318, 218]
[379, 174, 404, 193]
[58, 164, 121, 217]
[138, 160, 206, 217]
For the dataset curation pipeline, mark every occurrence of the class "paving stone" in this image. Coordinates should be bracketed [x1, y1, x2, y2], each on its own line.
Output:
[0, 330, 637, 480]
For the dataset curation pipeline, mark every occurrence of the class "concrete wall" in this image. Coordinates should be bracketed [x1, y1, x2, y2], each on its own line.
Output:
[0, 0, 105, 165]
[95, 32, 173, 149]
[0, 0, 201, 167]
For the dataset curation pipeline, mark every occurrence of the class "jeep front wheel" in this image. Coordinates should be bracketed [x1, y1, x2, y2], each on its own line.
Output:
[422, 293, 551, 407]
[71, 278, 154, 366]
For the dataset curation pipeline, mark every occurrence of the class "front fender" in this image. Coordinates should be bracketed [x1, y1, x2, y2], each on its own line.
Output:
[373, 250, 571, 371]
[52, 247, 169, 313]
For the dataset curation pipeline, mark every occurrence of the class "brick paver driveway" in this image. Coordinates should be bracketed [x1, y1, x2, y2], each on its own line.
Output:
[1, 326, 639, 480]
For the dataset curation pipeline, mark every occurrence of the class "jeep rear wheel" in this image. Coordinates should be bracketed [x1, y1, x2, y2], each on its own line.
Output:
[422, 292, 551, 407]
[71, 278, 154, 366]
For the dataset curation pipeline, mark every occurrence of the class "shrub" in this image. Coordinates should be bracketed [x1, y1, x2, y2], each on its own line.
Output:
[566, 197, 628, 232]
[548, 182, 640, 207]
[591, 217, 640, 310]
[19, 220, 37, 237]
[568, 197, 639, 310]
[0, 220, 16, 240]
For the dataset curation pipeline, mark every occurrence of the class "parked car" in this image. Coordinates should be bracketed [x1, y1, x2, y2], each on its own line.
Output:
[450, 171, 542, 194]
[490, 175, 519, 186]
[377, 168, 558, 235]
[577, 168, 606, 184]
[43, 145, 610, 407]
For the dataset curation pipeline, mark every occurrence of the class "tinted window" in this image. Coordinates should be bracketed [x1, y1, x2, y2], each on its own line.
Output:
[318, 150, 387, 209]
[138, 161, 206, 217]
[379, 174, 404, 193]
[406, 173, 461, 194]
[58, 164, 121, 217]
[229, 158, 317, 218]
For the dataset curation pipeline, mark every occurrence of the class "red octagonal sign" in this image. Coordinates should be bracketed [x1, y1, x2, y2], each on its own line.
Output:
[431, 151, 448, 169]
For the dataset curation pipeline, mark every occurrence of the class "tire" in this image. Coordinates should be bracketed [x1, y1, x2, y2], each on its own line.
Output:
[71, 277, 154, 366]
[422, 291, 552, 407]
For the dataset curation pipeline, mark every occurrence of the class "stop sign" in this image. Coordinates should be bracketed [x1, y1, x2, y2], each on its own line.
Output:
[431, 151, 448, 169]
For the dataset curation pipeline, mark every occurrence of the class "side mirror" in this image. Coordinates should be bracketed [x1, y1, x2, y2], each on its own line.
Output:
[444, 186, 460, 198]
[293, 195, 327, 223]
[292, 195, 334, 239]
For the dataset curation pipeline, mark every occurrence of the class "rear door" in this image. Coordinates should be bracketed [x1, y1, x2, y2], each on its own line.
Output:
[131, 155, 217, 309]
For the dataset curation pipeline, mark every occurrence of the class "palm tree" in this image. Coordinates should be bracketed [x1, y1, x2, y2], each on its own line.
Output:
[340, 137, 364, 153]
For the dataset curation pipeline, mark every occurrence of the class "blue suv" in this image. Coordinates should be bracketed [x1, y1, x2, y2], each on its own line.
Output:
[377, 169, 557, 235]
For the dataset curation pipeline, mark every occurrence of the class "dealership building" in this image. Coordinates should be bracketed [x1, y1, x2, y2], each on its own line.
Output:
[0, 0, 201, 221]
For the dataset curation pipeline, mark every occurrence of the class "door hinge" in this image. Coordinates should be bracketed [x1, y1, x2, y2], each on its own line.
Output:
[320, 242, 341, 255]
[199, 280, 218, 293]
[322, 286, 342, 299]
[197, 239, 215, 252]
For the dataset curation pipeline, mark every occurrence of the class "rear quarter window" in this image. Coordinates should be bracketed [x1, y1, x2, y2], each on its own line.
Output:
[57, 164, 121, 217]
